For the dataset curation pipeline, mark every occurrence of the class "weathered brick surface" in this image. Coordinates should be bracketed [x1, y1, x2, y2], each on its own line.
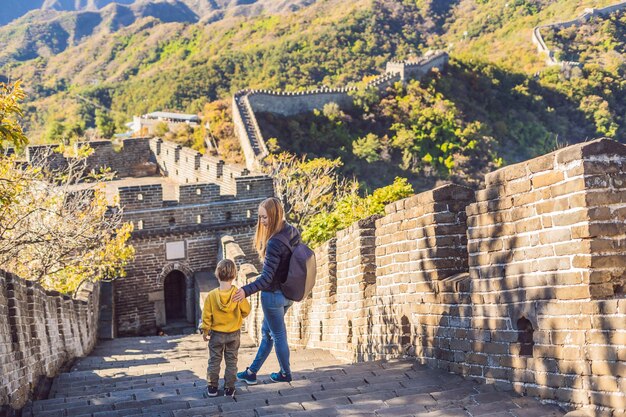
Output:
[115, 226, 259, 336]
[0, 271, 99, 411]
[232, 139, 626, 416]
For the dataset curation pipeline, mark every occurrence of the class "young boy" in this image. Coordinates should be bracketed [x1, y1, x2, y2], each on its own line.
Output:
[201, 259, 251, 397]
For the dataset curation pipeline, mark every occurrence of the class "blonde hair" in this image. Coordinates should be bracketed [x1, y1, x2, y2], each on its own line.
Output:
[254, 197, 285, 259]
[216, 259, 237, 282]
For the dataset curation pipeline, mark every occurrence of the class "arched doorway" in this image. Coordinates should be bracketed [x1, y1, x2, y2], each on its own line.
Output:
[164, 270, 187, 322]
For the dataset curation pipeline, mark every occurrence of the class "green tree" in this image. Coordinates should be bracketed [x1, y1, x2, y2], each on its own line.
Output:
[154, 121, 169, 136]
[96, 110, 116, 138]
[262, 152, 349, 228]
[352, 133, 381, 163]
[44, 120, 66, 143]
[302, 177, 413, 246]
[0, 148, 135, 292]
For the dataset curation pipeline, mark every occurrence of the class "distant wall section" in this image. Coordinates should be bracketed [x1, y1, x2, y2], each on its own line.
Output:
[232, 51, 449, 170]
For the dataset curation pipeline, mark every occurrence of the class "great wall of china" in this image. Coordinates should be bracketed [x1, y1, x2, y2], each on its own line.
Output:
[224, 138, 626, 416]
[0, 272, 100, 410]
[532, 1, 626, 67]
[1, 138, 274, 411]
[2, 41, 626, 417]
[232, 51, 450, 170]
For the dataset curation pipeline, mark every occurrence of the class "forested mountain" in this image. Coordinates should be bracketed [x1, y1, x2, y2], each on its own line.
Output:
[0, 0, 314, 27]
[2, 0, 625, 191]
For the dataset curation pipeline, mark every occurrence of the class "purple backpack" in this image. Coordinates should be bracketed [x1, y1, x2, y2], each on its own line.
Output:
[274, 234, 317, 301]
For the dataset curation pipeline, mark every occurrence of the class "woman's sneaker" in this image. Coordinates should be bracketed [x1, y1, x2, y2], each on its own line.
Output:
[207, 385, 218, 397]
[224, 387, 236, 397]
[236, 368, 257, 385]
[270, 371, 292, 383]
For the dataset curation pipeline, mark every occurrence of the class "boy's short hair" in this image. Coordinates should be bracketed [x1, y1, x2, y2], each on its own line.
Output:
[216, 259, 237, 282]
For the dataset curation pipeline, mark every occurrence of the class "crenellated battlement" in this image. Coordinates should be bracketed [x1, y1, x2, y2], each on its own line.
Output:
[95, 138, 275, 235]
[23, 138, 154, 176]
[385, 50, 449, 81]
[19, 137, 274, 226]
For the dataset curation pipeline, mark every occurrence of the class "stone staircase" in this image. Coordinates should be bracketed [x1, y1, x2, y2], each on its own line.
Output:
[23, 334, 566, 417]
[234, 95, 262, 156]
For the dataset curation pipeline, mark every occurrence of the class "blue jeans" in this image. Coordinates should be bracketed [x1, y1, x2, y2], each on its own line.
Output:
[249, 290, 293, 375]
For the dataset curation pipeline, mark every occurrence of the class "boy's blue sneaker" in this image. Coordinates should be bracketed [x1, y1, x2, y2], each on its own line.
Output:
[270, 371, 292, 383]
[207, 385, 218, 397]
[236, 368, 257, 385]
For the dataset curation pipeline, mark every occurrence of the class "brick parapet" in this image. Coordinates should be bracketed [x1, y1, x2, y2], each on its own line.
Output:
[24, 138, 153, 177]
[472, 138, 626, 299]
[0, 271, 99, 411]
[228, 139, 626, 415]
[385, 51, 449, 81]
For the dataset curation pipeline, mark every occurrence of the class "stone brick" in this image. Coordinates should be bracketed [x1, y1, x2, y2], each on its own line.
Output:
[532, 171, 564, 188]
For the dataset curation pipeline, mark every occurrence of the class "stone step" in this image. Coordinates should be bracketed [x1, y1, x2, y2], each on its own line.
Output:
[27, 379, 522, 417]
[25, 334, 567, 417]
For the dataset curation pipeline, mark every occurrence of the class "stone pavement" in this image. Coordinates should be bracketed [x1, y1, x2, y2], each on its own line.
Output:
[23, 333, 566, 417]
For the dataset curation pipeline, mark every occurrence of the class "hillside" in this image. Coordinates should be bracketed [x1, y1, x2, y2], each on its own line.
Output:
[541, 7, 626, 69]
[437, 0, 622, 71]
[2, 0, 435, 140]
[0, 0, 319, 66]
[2, 0, 626, 191]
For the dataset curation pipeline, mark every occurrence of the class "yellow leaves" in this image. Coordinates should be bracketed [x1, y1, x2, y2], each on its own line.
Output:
[1, 150, 135, 294]
[0, 81, 28, 152]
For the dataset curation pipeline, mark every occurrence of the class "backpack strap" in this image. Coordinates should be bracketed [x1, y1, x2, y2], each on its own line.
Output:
[273, 233, 299, 253]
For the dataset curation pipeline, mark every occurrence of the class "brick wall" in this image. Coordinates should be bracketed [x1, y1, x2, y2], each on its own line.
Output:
[465, 139, 626, 412]
[0, 271, 99, 411]
[117, 226, 257, 336]
[84, 138, 153, 177]
[25, 138, 153, 177]
[232, 139, 626, 415]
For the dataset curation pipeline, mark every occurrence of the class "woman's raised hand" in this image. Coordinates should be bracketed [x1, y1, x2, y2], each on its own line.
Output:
[233, 288, 246, 302]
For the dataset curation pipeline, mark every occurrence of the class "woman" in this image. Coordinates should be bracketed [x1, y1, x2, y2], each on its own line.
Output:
[232, 197, 299, 384]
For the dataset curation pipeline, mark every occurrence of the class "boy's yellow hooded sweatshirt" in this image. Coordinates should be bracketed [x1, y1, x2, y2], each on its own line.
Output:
[201, 286, 251, 334]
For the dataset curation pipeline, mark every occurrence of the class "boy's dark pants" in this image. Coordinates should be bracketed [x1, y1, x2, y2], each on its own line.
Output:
[207, 330, 241, 388]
